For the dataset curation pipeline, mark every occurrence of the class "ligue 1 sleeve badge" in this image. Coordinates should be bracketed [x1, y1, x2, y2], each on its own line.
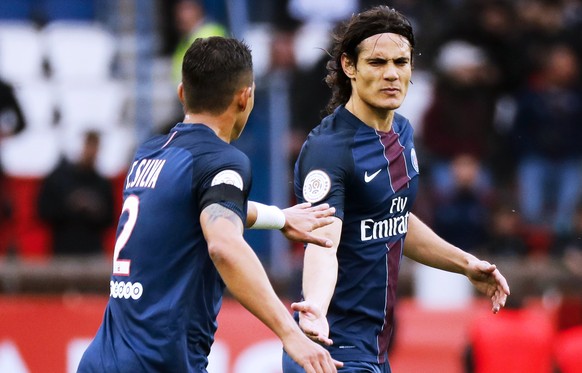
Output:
[411, 148, 419, 173]
[211, 169, 244, 191]
[303, 169, 331, 203]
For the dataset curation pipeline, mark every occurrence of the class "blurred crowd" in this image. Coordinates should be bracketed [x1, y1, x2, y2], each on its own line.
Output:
[403, 0, 582, 264]
[221, 0, 582, 269]
[1, 2, 581, 371]
[1, 0, 582, 272]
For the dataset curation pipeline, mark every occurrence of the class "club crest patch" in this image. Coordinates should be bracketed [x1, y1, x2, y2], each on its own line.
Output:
[303, 170, 331, 203]
[411, 148, 419, 173]
[211, 170, 244, 191]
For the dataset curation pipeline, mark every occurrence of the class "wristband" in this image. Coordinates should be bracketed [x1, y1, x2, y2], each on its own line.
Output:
[250, 203, 286, 230]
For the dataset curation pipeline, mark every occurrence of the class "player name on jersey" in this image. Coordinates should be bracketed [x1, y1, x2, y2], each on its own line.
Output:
[125, 159, 166, 190]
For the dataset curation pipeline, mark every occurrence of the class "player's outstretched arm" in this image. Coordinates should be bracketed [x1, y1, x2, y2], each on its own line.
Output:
[201, 203, 343, 372]
[404, 213, 510, 313]
[247, 201, 335, 247]
[296, 218, 342, 343]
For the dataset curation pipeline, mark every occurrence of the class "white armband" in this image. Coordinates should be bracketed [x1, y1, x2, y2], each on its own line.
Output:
[250, 203, 286, 230]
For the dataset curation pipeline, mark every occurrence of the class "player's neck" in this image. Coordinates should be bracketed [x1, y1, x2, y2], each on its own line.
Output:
[182, 112, 235, 143]
[345, 98, 394, 132]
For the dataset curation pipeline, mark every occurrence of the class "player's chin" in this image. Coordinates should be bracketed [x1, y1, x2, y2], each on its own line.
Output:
[376, 99, 403, 111]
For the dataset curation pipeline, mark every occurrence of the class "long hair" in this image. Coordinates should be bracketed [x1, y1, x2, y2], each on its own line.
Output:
[325, 6, 415, 114]
[181, 37, 253, 114]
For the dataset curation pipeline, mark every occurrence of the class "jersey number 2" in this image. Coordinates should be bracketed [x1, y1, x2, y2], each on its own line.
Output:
[113, 195, 139, 276]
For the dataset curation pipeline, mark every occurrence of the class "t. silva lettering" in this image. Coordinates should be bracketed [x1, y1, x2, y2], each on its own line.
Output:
[125, 159, 166, 190]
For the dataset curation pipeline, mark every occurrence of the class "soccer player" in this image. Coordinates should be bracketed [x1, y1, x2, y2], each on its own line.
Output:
[77, 37, 342, 373]
[282, 6, 510, 373]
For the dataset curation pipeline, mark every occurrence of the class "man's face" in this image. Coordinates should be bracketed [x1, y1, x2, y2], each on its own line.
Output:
[345, 33, 412, 112]
[175, 1, 202, 35]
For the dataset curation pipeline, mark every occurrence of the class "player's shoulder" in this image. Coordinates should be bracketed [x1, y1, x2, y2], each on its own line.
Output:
[209, 144, 250, 171]
[140, 133, 168, 148]
[306, 106, 358, 146]
[143, 124, 250, 172]
[392, 112, 414, 137]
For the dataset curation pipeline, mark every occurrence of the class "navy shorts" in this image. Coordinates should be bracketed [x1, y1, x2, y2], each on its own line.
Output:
[282, 349, 391, 373]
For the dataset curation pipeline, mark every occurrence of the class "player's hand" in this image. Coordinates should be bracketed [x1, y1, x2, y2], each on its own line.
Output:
[281, 203, 336, 247]
[292, 301, 333, 346]
[282, 329, 343, 373]
[466, 259, 510, 314]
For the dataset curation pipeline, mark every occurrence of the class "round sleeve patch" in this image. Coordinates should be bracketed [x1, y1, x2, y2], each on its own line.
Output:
[302, 169, 331, 203]
[411, 148, 419, 173]
[211, 170, 244, 191]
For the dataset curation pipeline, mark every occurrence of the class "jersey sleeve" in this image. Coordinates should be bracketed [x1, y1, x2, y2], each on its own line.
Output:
[294, 133, 351, 220]
[197, 148, 252, 224]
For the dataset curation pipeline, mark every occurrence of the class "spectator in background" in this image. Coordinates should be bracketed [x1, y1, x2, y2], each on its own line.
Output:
[421, 40, 500, 198]
[555, 203, 582, 276]
[0, 80, 26, 138]
[510, 42, 582, 237]
[486, 197, 528, 258]
[268, 22, 331, 169]
[171, 0, 227, 85]
[0, 79, 26, 239]
[432, 154, 490, 255]
[444, 0, 526, 93]
[37, 131, 114, 257]
[268, 0, 350, 163]
[518, 0, 571, 59]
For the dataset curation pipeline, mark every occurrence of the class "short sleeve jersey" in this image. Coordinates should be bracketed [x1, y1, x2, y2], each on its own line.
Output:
[78, 123, 252, 373]
[294, 106, 420, 364]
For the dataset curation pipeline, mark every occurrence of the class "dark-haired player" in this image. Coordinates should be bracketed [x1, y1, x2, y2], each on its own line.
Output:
[77, 36, 342, 373]
[284, 7, 510, 373]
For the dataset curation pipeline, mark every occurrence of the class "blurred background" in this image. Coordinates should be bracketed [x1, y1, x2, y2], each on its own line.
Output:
[0, 0, 581, 372]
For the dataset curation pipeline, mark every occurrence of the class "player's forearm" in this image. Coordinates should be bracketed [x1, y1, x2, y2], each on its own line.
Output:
[403, 213, 476, 275]
[210, 237, 300, 340]
[302, 245, 338, 315]
[202, 205, 298, 339]
[302, 221, 342, 313]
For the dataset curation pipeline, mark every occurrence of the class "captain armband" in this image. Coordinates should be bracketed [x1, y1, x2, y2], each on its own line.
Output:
[250, 202, 286, 230]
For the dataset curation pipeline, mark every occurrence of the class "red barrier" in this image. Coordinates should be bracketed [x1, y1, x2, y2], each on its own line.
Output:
[0, 295, 283, 373]
[0, 295, 105, 373]
[0, 295, 522, 373]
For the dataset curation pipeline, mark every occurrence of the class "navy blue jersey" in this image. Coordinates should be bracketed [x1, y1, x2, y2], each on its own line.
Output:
[78, 123, 252, 373]
[294, 106, 419, 364]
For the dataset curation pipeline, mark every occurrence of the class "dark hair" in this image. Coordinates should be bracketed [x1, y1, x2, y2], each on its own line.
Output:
[324, 6, 415, 114]
[181, 37, 253, 114]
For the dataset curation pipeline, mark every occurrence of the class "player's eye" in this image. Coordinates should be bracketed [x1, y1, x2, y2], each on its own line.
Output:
[395, 58, 410, 66]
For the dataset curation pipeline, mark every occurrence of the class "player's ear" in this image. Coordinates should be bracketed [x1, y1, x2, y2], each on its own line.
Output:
[237, 85, 252, 112]
[341, 53, 356, 79]
[177, 83, 185, 105]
